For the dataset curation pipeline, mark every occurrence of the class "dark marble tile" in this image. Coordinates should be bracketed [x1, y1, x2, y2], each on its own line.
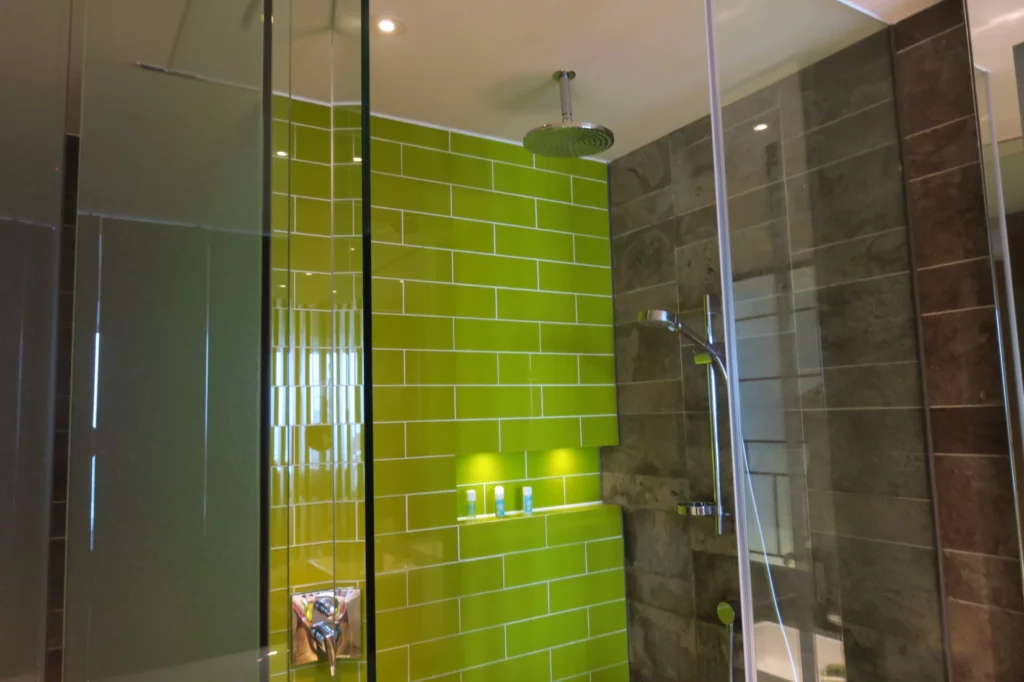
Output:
[613, 219, 679, 294]
[626, 568, 696, 619]
[730, 220, 792, 301]
[54, 396, 70, 431]
[46, 608, 63, 651]
[611, 186, 675, 238]
[735, 331, 798, 382]
[675, 205, 718, 248]
[723, 108, 782, 197]
[723, 82, 779, 130]
[836, 536, 944, 639]
[669, 115, 712, 151]
[626, 600, 696, 681]
[601, 413, 688, 479]
[50, 501, 66, 539]
[693, 620, 742, 681]
[725, 182, 787, 231]
[917, 257, 995, 314]
[615, 322, 683, 383]
[734, 294, 796, 340]
[603, 472, 687, 513]
[791, 228, 911, 292]
[894, 0, 963, 51]
[779, 30, 896, 138]
[670, 137, 716, 216]
[788, 144, 906, 251]
[921, 307, 1003, 406]
[676, 239, 720, 311]
[618, 379, 684, 415]
[610, 137, 673, 207]
[895, 25, 974, 136]
[842, 621, 947, 682]
[943, 550, 1024, 612]
[808, 490, 936, 545]
[803, 408, 929, 498]
[691, 552, 739, 624]
[613, 282, 678, 327]
[796, 273, 919, 368]
[931, 405, 1009, 455]
[623, 508, 693, 579]
[784, 100, 899, 177]
[948, 599, 1024, 682]
[54, 326, 72, 395]
[903, 114, 980, 180]
[44, 649, 62, 682]
[935, 454, 1019, 557]
[799, 361, 924, 409]
[909, 163, 989, 268]
[51, 430, 68, 503]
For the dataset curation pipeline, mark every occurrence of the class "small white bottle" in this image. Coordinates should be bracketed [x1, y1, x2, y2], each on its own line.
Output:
[522, 486, 533, 515]
[494, 485, 505, 518]
[466, 489, 477, 519]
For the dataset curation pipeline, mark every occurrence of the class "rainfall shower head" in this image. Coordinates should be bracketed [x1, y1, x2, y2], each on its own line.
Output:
[523, 70, 614, 158]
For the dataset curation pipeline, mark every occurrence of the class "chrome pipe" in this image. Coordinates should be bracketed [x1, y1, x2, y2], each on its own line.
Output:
[705, 295, 726, 536]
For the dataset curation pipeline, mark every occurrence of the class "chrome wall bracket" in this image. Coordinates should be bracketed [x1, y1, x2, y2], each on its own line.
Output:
[291, 587, 361, 675]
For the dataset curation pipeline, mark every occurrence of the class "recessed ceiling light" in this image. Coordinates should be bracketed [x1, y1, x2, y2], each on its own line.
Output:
[353, 156, 362, 163]
[378, 18, 395, 32]
[372, 15, 406, 35]
[276, 150, 288, 157]
[753, 123, 768, 132]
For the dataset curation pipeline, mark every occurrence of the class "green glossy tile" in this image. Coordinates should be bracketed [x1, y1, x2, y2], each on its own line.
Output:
[374, 457, 455, 496]
[500, 417, 581, 452]
[404, 213, 494, 253]
[376, 647, 408, 682]
[507, 610, 588, 658]
[377, 599, 462, 649]
[406, 420, 500, 457]
[591, 662, 630, 682]
[453, 186, 536, 227]
[406, 557, 503, 604]
[494, 225, 574, 262]
[407, 491, 457, 530]
[269, 550, 288, 590]
[376, 571, 408, 611]
[572, 177, 609, 209]
[371, 278, 403, 313]
[289, 465, 335, 503]
[269, 507, 288, 549]
[461, 583, 548, 630]
[294, 197, 331, 235]
[289, 542, 336, 585]
[579, 355, 616, 384]
[504, 544, 586, 588]
[331, 129, 359, 164]
[540, 323, 613, 354]
[336, 462, 365, 502]
[374, 422, 405, 459]
[373, 314, 453, 350]
[527, 448, 599, 478]
[459, 516, 547, 559]
[271, 120, 290, 156]
[334, 164, 361, 199]
[405, 350, 498, 385]
[271, 94, 290, 121]
[333, 236, 363, 274]
[375, 527, 459, 572]
[452, 132, 534, 166]
[547, 505, 622, 546]
[370, 138, 401, 174]
[457, 386, 540, 419]
[498, 353, 579, 384]
[373, 386, 455, 422]
[404, 281, 496, 318]
[577, 295, 614, 325]
[587, 538, 625, 573]
[294, 125, 330, 164]
[293, 660, 363, 682]
[374, 496, 407, 534]
[373, 117, 449, 150]
[535, 155, 607, 181]
[542, 385, 616, 417]
[292, 503, 335, 544]
[371, 243, 452, 282]
[551, 632, 627, 679]
[333, 105, 361, 129]
[371, 206, 402, 242]
[372, 349, 403, 385]
[403, 145, 492, 189]
[372, 173, 451, 214]
[454, 319, 540, 352]
[550, 569, 626, 613]
[574, 235, 611, 266]
[582, 416, 618, 447]
[494, 163, 571, 202]
[333, 199, 356, 236]
[274, 159, 331, 199]
[453, 252, 538, 289]
[408, 627, 504, 680]
[457, 451, 526, 485]
[539, 261, 611, 295]
[290, 99, 331, 128]
[565, 474, 602, 505]
[271, 193, 289, 232]
[531, 477, 567, 508]
[537, 200, 608, 237]
[497, 289, 576, 323]
[462, 651, 551, 682]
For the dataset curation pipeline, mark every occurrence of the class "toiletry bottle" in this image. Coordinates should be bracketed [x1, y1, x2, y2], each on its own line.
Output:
[466, 489, 477, 519]
[523, 486, 533, 515]
[494, 485, 505, 518]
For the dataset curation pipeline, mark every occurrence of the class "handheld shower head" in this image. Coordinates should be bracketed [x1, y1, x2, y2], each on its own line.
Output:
[638, 309, 728, 380]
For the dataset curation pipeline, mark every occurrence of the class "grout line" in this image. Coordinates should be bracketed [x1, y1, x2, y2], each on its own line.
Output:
[895, 23, 967, 55]
[920, 304, 995, 318]
[907, 158, 980, 184]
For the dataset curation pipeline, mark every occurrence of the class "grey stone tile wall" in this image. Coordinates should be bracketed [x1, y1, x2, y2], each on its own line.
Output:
[605, 28, 947, 682]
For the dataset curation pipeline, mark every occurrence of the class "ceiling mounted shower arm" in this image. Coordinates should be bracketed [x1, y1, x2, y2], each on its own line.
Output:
[555, 70, 576, 123]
